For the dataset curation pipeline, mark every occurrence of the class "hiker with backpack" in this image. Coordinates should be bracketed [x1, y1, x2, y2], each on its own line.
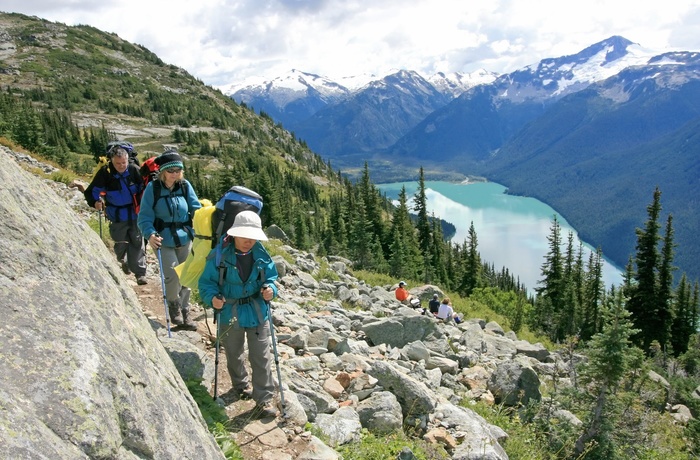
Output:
[138, 151, 201, 330]
[85, 146, 147, 285]
[198, 210, 280, 419]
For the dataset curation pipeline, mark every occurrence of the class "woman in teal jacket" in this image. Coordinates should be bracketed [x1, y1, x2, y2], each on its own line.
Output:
[199, 210, 279, 418]
[138, 151, 201, 329]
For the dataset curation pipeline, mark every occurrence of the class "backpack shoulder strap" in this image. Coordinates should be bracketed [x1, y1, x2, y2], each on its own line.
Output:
[182, 181, 192, 217]
[151, 180, 162, 211]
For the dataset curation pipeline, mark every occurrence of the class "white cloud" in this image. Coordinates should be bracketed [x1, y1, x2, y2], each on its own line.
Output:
[3, 0, 700, 86]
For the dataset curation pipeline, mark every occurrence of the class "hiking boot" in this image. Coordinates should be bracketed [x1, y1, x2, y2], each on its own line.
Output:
[180, 310, 197, 330]
[168, 303, 183, 326]
[236, 386, 253, 400]
[136, 275, 148, 285]
[253, 400, 278, 419]
[121, 260, 131, 275]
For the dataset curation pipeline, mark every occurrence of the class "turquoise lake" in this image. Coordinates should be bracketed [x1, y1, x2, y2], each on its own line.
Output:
[377, 181, 624, 292]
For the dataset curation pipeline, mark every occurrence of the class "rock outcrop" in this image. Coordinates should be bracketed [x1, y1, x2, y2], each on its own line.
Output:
[0, 147, 224, 459]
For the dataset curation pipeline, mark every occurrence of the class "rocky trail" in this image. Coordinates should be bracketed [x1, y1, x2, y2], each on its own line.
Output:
[129, 251, 314, 460]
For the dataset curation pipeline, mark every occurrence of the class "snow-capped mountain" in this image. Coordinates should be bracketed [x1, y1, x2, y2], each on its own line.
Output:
[290, 70, 452, 156]
[492, 36, 658, 103]
[428, 69, 498, 98]
[219, 69, 352, 129]
[220, 67, 499, 131]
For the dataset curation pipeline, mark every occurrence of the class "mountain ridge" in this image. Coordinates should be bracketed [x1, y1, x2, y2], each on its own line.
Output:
[217, 35, 700, 284]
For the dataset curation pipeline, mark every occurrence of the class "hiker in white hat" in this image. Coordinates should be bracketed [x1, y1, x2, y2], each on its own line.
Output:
[199, 210, 280, 419]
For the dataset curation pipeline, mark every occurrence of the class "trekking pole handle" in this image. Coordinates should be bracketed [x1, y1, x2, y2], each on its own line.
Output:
[213, 295, 224, 323]
[149, 232, 162, 249]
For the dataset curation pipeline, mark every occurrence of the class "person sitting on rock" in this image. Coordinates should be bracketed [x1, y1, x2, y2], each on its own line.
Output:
[428, 293, 441, 316]
[395, 281, 424, 312]
[436, 297, 460, 323]
[395, 281, 415, 304]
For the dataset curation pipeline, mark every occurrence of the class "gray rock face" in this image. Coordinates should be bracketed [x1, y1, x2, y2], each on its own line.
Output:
[356, 391, 403, 434]
[315, 406, 362, 447]
[367, 361, 436, 417]
[362, 315, 442, 349]
[0, 149, 224, 459]
[488, 361, 542, 406]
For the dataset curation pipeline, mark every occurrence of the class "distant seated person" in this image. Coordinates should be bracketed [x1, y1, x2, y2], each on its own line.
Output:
[428, 293, 441, 316]
[395, 281, 422, 309]
[436, 297, 461, 323]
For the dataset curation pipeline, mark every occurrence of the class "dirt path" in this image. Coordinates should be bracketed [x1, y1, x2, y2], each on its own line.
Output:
[129, 250, 311, 460]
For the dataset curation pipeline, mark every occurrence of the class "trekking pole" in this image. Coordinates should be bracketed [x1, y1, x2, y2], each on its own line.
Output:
[262, 284, 286, 417]
[98, 209, 103, 240]
[155, 242, 171, 338]
[98, 192, 106, 241]
[212, 298, 222, 401]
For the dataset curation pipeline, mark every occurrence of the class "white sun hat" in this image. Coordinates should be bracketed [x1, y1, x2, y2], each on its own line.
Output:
[226, 210, 268, 241]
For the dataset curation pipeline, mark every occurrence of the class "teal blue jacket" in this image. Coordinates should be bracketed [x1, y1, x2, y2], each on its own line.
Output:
[137, 179, 201, 247]
[198, 240, 278, 328]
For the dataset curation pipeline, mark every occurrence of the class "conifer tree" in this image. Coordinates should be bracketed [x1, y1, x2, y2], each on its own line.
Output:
[628, 187, 662, 352]
[253, 172, 279, 227]
[293, 210, 310, 251]
[581, 248, 604, 340]
[459, 222, 482, 296]
[656, 214, 676, 352]
[350, 198, 372, 269]
[671, 274, 692, 355]
[535, 215, 565, 340]
[413, 168, 432, 282]
[561, 231, 578, 339]
[359, 162, 387, 254]
[574, 287, 642, 457]
[430, 213, 448, 285]
[387, 187, 420, 279]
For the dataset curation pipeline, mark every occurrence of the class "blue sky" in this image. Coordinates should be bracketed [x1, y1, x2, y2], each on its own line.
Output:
[4, 0, 700, 86]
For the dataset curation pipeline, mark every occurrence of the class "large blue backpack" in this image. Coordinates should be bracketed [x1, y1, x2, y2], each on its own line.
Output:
[210, 185, 263, 248]
[175, 185, 263, 290]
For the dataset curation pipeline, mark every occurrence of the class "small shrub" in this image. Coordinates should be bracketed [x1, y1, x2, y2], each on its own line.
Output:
[317, 260, 339, 282]
[50, 170, 77, 185]
[336, 429, 449, 460]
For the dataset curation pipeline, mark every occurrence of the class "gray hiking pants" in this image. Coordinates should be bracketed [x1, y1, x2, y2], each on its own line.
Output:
[110, 220, 146, 276]
[159, 243, 191, 312]
[220, 321, 275, 405]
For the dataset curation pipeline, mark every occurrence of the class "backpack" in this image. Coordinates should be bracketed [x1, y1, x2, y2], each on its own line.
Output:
[173, 185, 263, 290]
[106, 141, 140, 166]
[139, 156, 159, 189]
[210, 186, 264, 249]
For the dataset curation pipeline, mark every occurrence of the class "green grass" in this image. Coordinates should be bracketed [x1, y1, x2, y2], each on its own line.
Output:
[186, 379, 244, 459]
[335, 429, 450, 460]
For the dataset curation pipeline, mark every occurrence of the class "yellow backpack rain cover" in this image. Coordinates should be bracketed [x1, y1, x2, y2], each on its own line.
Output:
[174, 199, 214, 289]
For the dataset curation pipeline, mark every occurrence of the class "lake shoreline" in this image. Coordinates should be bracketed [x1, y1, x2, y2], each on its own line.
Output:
[378, 180, 624, 291]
